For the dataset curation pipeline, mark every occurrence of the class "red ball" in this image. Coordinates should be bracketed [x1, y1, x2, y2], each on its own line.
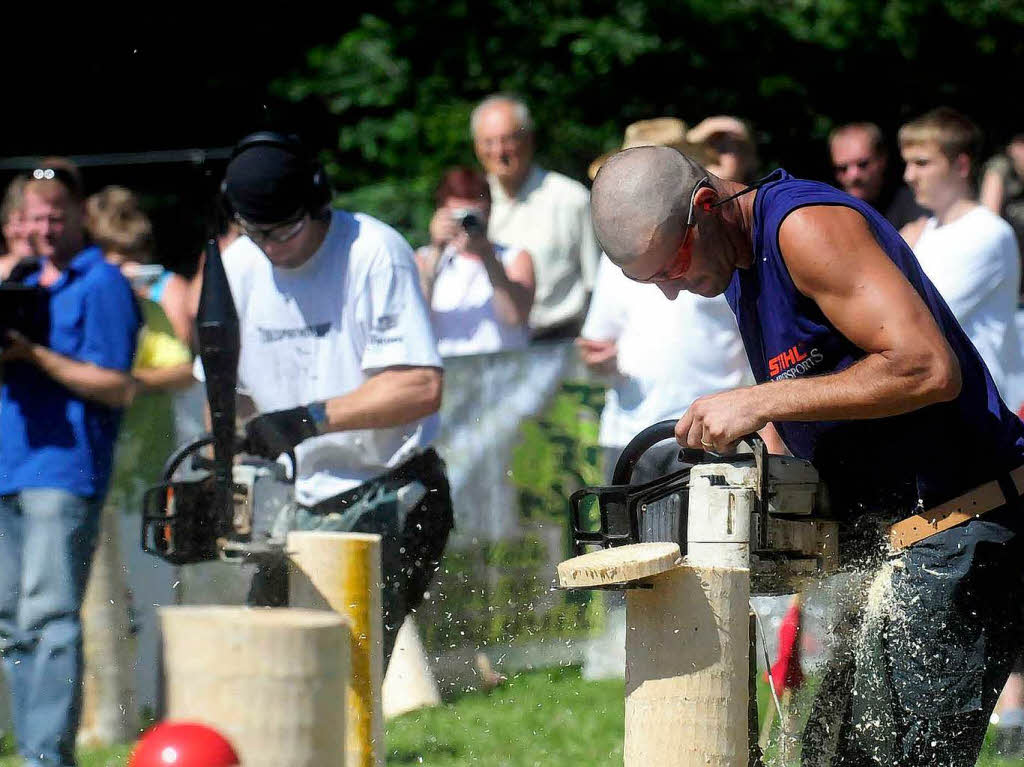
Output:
[129, 721, 240, 766]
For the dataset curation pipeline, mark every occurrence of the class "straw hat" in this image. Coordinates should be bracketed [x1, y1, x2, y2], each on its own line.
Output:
[588, 118, 707, 180]
[686, 115, 752, 146]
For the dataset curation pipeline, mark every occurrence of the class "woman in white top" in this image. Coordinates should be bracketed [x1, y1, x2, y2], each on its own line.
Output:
[416, 167, 534, 357]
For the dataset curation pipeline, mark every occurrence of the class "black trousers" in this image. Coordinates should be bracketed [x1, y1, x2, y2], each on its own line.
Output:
[802, 503, 1024, 766]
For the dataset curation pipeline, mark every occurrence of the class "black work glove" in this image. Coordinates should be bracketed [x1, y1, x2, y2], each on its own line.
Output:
[243, 405, 322, 459]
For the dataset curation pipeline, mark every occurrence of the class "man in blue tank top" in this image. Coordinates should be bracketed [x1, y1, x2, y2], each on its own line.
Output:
[591, 146, 1024, 767]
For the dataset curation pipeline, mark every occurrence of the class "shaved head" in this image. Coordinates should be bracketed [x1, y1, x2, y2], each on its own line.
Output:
[591, 146, 707, 265]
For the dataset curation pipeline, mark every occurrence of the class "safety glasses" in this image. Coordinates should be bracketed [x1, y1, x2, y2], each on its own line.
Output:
[235, 212, 308, 246]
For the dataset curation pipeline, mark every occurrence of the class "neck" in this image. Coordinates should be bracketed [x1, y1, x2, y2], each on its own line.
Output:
[720, 179, 758, 269]
[497, 166, 531, 197]
[933, 196, 976, 227]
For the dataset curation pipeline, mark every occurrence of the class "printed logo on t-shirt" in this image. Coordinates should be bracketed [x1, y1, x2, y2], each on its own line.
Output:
[374, 314, 398, 331]
[768, 343, 823, 380]
[256, 322, 332, 343]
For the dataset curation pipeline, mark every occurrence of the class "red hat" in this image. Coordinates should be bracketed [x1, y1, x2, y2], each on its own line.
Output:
[129, 721, 240, 767]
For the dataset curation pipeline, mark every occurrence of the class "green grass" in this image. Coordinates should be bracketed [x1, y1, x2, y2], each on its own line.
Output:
[1, 668, 1020, 766]
[386, 665, 624, 766]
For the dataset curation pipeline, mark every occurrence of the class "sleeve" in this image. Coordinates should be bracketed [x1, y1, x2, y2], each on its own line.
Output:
[578, 192, 602, 291]
[81, 268, 141, 371]
[356, 247, 443, 373]
[580, 254, 628, 340]
[133, 328, 191, 371]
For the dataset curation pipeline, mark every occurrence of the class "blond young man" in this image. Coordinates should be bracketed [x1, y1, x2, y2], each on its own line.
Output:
[899, 108, 1022, 409]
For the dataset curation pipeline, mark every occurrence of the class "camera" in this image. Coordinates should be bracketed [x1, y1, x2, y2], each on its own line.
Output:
[0, 283, 50, 346]
[451, 207, 484, 235]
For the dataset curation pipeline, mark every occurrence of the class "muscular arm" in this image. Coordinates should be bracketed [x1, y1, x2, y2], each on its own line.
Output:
[678, 206, 961, 451]
[322, 366, 443, 432]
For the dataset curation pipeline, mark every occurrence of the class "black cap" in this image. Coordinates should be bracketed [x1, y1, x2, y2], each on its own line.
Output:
[223, 144, 310, 225]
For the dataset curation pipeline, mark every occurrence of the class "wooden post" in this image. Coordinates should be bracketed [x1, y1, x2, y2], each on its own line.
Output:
[160, 606, 349, 767]
[288, 531, 384, 767]
[559, 543, 750, 767]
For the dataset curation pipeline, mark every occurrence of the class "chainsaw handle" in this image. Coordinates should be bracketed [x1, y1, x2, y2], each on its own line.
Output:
[612, 420, 762, 486]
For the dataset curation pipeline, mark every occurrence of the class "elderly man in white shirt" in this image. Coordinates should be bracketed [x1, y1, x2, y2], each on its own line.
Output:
[472, 94, 600, 340]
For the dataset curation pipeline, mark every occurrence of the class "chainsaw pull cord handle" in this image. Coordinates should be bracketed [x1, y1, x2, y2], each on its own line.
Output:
[611, 419, 765, 486]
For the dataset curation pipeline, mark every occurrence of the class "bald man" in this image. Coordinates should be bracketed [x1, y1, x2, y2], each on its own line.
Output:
[592, 146, 1024, 767]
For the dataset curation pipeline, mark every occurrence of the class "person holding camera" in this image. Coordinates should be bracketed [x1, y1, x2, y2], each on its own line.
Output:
[204, 132, 453, 666]
[416, 167, 534, 357]
[0, 166, 141, 767]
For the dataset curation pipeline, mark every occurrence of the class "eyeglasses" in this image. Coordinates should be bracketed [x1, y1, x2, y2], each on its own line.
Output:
[625, 175, 714, 284]
[235, 212, 308, 246]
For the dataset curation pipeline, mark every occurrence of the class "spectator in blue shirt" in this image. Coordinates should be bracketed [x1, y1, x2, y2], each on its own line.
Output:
[0, 166, 140, 767]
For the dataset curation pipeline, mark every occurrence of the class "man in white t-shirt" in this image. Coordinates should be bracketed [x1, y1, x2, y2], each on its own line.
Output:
[209, 132, 453, 664]
[899, 108, 1023, 410]
[579, 254, 757, 480]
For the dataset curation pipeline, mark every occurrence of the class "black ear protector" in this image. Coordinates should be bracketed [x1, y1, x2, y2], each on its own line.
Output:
[221, 131, 332, 219]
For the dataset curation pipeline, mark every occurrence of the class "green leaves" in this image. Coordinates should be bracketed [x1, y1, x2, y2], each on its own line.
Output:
[272, 0, 1024, 245]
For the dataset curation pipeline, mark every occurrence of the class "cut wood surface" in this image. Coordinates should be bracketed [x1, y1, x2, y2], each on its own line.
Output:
[556, 542, 681, 588]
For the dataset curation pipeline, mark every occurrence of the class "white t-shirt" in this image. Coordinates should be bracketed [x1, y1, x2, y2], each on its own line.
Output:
[420, 242, 529, 357]
[912, 205, 1023, 406]
[487, 166, 600, 331]
[195, 210, 443, 505]
[581, 255, 755, 448]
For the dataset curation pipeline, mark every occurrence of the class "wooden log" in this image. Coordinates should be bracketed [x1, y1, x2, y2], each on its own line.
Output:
[556, 542, 681, 589]
[78, 501, 136, 747]
[287, 531, 384, 767]
[160, 606, 349, 767]
[624, 564, 750, 767]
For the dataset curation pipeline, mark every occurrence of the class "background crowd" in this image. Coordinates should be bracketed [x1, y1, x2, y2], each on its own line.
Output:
[2, 79, 1024, 767]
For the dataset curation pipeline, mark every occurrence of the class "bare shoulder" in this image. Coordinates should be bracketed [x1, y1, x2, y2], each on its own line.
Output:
[777, 205, 880, 294]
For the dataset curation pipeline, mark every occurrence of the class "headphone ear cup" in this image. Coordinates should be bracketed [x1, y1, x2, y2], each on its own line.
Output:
[308, 163, 333, 213]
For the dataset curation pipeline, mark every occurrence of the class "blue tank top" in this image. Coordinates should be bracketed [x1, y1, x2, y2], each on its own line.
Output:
[725, 169, 1024, 518]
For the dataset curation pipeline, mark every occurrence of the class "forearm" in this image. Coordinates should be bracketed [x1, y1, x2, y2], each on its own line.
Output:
[27, 345, 133, 408]
[323, 367, 443, 432]
[753, 350, 960, 424]
[133, 362, 196, 394]
[480, 257, 532, 326]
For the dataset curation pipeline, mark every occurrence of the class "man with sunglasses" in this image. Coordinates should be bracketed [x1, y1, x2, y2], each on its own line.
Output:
[591, 146, 1024, 767]
[0, 166, 141, 767]
[206, 135, 452, 667]
[829, 121, 925, 229]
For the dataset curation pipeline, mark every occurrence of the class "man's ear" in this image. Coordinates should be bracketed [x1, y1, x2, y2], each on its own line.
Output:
[953, 153, 972, 181]
[694, 186, 717, 212]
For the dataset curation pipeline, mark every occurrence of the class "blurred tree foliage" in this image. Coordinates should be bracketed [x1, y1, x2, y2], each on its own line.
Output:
[274, 0, 1024, 244]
